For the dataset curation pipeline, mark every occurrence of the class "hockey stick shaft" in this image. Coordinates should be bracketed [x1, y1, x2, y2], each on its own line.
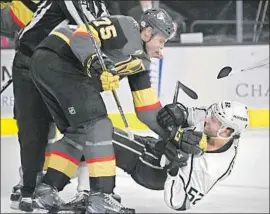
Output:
[1, 78, 13, 94]
[78, 4, 134, 139]
[160, 80, 198, 167]
[173, 81, 180, 104]
[218, 58, 269, 79]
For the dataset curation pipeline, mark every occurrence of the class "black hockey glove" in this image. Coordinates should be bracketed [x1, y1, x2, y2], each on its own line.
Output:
[163, 141, 189, 176]
[84, 54, 119, 91]
[169, 127, 207, 157]
[157, 102, 188, 130]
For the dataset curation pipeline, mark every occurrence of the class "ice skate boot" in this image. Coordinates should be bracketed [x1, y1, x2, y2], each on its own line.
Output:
[19, 197, 34, 212]
[10, 183, 22, 209]
[112, 192, 121, 203]
[10, 170, 44, 210]
[32, 183, 65, 212]
[62, 190, 89, 213]
[86, 191, 135, 213]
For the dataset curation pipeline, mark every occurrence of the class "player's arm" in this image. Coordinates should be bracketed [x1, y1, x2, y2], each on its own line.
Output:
[164, 167, 211, 211]
[0, 0, 38, 38]
[161, 126, 208, 211]
[53, 16, 121, 66]
[51, 19, 119, 91]
[49, 21, 102, 65]
[127, 71, 169, 139]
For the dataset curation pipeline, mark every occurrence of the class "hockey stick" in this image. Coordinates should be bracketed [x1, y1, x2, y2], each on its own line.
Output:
[78, 3, 134, 140]
[217, 58, 269, 79]
[173, 80, 180, 104]
[160, 81, 181, 167]
[160, 80, 198, 167]
[176, 80, 198, 100]
[1, 78, 13, 94]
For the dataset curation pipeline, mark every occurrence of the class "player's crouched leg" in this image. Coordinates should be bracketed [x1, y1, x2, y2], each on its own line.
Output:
[42, 122, 57, 172]
[113, 129, 167, 190]
[65, 159, 122, 212]
[32, 135, 82, 212]
[82, 117, 135, 214]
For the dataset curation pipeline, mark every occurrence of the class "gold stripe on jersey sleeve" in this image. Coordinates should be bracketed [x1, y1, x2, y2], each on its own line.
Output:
[72, 24, 101, 47]
[10, 1, 34, 27]
[51, 32, 71, 45]
[132, 88, 160, 111]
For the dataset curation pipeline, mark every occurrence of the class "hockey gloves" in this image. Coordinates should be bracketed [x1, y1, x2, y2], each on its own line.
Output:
[164, 141, 189, 175]
[164, 127, 207, 175]
[84, 54, 119, 91]
[157, 102, 189, 131]
[169, 127, 207, 157]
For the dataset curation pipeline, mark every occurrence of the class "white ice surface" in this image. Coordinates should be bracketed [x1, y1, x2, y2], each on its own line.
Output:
[1, 129, 269, 213]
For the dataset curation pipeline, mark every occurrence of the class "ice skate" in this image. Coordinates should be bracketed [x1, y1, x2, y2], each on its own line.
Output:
[10, 170, 44, 210]
[10, 183, 22, 209]
[61, 190, 89, 213]
[112, 192, 121, 203]
[86, 191, 135, 213]
[32, 183, 66, 212]
[19, 197, 34, 212]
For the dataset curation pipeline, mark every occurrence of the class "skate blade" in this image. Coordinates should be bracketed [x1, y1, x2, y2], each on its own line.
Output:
[52, 207, 84, 214]
[87, 206, 123, 214]
[32, 200, 80, 213]
[55, 211, 77, 214]
[33, 208, 75, 213]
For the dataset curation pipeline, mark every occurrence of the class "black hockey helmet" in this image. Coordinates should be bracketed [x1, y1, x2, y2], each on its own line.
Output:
[140, 8, 174, 40]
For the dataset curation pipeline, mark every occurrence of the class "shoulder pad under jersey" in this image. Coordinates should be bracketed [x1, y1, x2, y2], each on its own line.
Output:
[116, 15, 145, 57]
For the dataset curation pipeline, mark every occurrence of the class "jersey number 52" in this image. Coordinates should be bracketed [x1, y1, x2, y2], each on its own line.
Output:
[92, 17, 117, 40]
[188, 187, 204, 205]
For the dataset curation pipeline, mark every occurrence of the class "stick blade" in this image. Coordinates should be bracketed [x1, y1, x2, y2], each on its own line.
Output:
[178, 81, 198, 100]
[217, 66, 232, 79]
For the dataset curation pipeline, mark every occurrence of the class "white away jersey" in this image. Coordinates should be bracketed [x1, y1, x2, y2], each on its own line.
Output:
[164, 137, 239, 210]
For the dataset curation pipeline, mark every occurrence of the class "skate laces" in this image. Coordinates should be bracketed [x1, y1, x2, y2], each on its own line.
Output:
[104, 194, 123, 210]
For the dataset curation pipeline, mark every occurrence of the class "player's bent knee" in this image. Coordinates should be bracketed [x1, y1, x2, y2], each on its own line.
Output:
[84, 117, 116, 178]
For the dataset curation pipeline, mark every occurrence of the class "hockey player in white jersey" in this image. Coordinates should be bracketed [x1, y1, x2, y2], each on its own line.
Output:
[163, 100, 249, 210]
[104, 100, 249, 211]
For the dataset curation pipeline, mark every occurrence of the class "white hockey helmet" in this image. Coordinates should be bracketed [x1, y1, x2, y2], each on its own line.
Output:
[208, 100, 249, 138]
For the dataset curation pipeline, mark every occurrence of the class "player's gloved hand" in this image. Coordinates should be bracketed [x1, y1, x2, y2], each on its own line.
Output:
[169, 126, 207, 157]
[84, 54, 120, 91]
[157, 102, 188, 130]
[163, 141, 189, 176]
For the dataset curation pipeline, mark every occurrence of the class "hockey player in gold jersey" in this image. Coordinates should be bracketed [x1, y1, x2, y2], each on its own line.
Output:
[1, 0, 110, 212]
[29, 9, 174, 213]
